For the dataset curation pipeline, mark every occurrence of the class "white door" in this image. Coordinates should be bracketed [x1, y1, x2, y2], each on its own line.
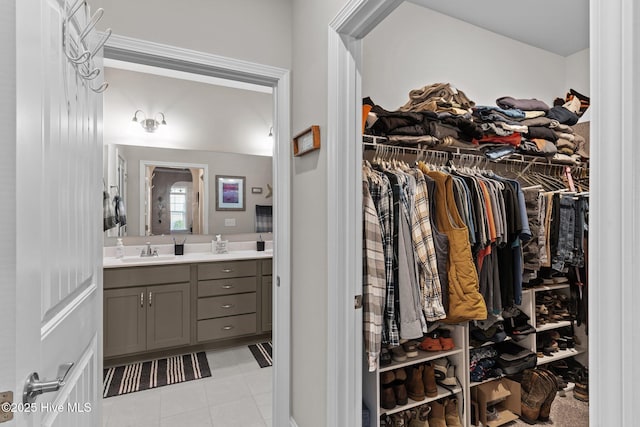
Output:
[14, 0, 103, 425]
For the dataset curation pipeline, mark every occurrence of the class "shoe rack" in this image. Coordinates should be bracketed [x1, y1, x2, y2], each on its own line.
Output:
[363, 324, 468, 426]
[516, 284, 587, 367]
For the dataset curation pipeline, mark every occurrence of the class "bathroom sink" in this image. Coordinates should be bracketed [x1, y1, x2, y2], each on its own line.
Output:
[120, 255, 176, 263]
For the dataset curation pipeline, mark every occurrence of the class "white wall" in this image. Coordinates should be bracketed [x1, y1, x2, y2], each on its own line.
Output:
[565, 48, 590, 97]
[290, 0, 347, 425]
[116, 145, 272, 236]
[0, 0, 16, 418]
[91, 0, 292, 69]
[363, 2, 568, 109]
[104, 68, 274, 156]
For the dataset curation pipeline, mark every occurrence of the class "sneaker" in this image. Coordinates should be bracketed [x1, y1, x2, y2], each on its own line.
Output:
[390, 412, 407, 427]
[380, 347, 392, 366]
[391, 345, 407, 362]
[402, 341, 419, 358]
[408, 404, 430, 427]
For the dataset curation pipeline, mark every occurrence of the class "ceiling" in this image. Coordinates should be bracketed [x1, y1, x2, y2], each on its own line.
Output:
[408, 0, 589, 57]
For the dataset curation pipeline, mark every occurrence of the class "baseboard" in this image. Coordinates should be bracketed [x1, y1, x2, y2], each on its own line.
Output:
[290, 417, 299, 427]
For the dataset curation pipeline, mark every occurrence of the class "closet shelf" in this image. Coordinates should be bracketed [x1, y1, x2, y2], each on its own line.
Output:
[535, 320, 572, 332]
[469, 336, 512, 350]
[380, 384, 463, 416]
[470, 375, 506, 388]
[536, 348, 583, 365]
[529, 283, 570, 292]
[379, 347, 463, 373]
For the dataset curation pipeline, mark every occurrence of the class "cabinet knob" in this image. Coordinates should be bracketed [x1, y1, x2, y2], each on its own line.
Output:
[221, 284, 234, 289]
[221, 268, 233, 273]
[222, 325, 234, 331]
[221, 304, 234, 309]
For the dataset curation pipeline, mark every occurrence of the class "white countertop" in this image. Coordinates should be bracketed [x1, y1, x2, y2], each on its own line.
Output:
[103, 241, 273, 269]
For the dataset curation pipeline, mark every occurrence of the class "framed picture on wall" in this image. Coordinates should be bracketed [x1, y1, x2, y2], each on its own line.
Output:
[215, 175, 246, 211]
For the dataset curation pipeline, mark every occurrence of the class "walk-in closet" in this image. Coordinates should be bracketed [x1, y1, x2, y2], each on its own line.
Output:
[359, 2, 590, 426]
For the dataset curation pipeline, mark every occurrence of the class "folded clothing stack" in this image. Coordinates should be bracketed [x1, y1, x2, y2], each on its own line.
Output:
[363, 84, 590, 162]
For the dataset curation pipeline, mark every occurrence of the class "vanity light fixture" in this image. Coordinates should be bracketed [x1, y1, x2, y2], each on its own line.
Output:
[132, 110, 167, 133]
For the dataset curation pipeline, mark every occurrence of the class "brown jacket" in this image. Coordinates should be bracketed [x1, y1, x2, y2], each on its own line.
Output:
[421, 166, 487, 323]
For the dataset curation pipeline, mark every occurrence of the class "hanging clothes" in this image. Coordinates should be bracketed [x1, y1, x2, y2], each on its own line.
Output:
[420, 166, 487, 323]
[362, 176, 385, 371]
[103, 190, 117, 231]
[364, 166, 399, 347]
[113, 194, 127, 226]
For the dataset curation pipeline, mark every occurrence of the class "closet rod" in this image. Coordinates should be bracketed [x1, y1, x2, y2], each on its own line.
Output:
[363, 135, 588, 170]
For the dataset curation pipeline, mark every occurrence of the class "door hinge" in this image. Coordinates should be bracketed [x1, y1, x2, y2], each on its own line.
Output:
[354, 295, 363, 309]
[277, 276, 280, 287]
[0, 391, 13, 423]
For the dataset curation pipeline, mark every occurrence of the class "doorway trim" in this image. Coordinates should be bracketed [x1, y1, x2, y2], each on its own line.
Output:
[104, 34, 291, 427]
[326, 1, 403, 426]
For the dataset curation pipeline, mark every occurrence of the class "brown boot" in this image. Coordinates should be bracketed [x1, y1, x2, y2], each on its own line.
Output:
[537, 369, 559, 421]
[406, 365, 426, 401]
[381, 384, 396, 410]
[444, 398, 463, 427]
[428, 400, 447, 427]
[381, 370, 396, 386]
[393, 381, 409, 406]
[422, 363, 438, 398]
[520, 369, 548, 423]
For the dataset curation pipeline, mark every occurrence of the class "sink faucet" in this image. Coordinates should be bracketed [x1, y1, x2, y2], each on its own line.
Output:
[140, 242, 158, 257]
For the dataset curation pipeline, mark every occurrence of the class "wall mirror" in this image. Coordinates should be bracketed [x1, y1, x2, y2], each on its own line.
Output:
[102, 64, 274, 239]
[141, 160, 207, 236]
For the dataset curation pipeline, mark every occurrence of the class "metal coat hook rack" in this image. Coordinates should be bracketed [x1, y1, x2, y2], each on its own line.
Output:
[62, 0, 112, 93]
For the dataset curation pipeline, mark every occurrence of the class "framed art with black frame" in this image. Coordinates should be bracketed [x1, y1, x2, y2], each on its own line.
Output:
[215, 175, 246, 211]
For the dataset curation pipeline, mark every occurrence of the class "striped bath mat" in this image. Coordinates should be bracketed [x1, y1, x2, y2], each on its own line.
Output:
[103, 352, 211, 398]
[248, 341, 273, 368]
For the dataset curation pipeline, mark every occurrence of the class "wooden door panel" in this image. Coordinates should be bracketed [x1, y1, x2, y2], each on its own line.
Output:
[15, 0, 103, 425]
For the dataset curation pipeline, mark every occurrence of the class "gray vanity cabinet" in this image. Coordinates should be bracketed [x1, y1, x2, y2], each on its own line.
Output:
[103, 287, 147, 357]
[104, 257, 272, 360]
[261, 259, 273, 333]
[146, 283, 190, 351]
[196, 260, 259, 342]
[104, 265, 191, 358]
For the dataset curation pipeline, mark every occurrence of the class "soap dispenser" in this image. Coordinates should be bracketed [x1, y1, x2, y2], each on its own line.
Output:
[115, 238, 125, 259]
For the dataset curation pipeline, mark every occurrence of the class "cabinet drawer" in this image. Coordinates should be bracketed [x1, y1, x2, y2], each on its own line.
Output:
[104, 265, 190, 289]
[198, 293, 256, 320]
[197, 313, 257, 342]
[198, 277, 257, 297]
[261, 259, 272, 275]
[198, 260, 257, 280]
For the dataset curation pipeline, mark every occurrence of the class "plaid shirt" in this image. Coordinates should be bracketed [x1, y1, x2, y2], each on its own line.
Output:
[411, 169, 447, 321]
[362, 175, 386, 371]
[365, 166, 399, 346]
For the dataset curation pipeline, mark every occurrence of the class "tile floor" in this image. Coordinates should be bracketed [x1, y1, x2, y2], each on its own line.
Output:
[102, 345, 272, 427]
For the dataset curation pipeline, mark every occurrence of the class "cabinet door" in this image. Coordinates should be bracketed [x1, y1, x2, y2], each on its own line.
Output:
[261, 276, 273, 332]
[104, 287, 147, 358]
[147, 282, 191, 351]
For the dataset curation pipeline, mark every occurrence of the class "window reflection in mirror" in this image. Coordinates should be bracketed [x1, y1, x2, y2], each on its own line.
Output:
[143, 162, 207, 236]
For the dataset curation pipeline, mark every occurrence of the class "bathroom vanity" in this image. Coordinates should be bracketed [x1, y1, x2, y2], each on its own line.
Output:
[103, 246, 272, 362]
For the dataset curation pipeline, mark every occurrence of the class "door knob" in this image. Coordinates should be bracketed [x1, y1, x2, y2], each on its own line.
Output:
[23, 363, 74, 404]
